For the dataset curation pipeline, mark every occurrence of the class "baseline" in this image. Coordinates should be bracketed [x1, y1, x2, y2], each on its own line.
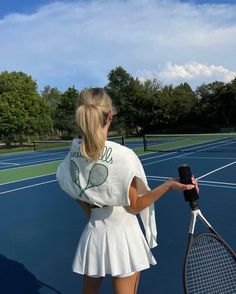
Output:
[197, 161, 236, 180]
[147, 175, 236, 189]
[0, 178, 57, 195]
[0, 173, 57, 195]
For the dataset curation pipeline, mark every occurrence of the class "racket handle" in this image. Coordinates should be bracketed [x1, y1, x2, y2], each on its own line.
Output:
[178, 164, 199, 202]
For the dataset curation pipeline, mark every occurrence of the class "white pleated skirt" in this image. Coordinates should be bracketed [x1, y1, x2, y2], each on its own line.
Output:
[72, 206, 157, 277]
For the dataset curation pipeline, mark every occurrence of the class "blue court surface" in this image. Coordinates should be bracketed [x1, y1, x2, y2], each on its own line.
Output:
[0, 145, 235, 293]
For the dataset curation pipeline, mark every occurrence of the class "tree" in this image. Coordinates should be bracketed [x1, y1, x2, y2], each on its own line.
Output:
[0, 71, 52, 146]
[55, 86, 79, 137]
[217, 79, 236, 126]
[139, 79, 163, 133]
[168, 83, 198, 131]
[196, 80, 236, 131]
[41, 85, 62, 134]
[106, 67, 145, 135]
[228, 78, 236, 126]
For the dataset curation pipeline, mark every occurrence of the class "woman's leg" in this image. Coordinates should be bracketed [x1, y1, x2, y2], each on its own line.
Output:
[112, 272, 141, 294]
[82, 275, 104, 294]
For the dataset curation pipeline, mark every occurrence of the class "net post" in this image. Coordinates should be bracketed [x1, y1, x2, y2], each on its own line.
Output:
[33, 141, 36, 151]
[143, 135, 147, 151]
[121, 136, 125, 146]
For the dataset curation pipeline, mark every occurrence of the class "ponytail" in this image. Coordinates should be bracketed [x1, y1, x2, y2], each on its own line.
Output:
[76, 88, 113, 160]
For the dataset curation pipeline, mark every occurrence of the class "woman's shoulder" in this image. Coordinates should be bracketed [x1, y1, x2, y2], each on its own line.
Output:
[106, 140, 134, 153]
[71, 138, 81, 145]
[105, 140, 138, 161]
[70, 138, 81, 151]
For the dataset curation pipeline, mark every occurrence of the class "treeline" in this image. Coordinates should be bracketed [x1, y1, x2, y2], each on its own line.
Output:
[0, 67, 236, 147]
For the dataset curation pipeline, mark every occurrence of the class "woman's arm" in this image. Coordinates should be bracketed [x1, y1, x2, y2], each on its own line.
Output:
[76, 199, 91, 217]
[127, 177, 196, 214]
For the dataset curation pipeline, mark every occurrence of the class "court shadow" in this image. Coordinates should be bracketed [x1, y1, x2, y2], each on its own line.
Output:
[0, 254, 61, 294]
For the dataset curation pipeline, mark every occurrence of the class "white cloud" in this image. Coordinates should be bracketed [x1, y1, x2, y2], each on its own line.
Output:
[159, 62, 236, 82]
[0, 0, 236, 90]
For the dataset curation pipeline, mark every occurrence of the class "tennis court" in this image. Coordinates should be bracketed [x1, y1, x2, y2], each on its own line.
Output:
[0, 136, 235, 293]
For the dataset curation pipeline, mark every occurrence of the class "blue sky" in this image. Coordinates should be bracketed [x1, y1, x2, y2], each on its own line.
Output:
[0, 0, 236, 17]
[0, 1, 82, 18]
[0, 0, 236, 91]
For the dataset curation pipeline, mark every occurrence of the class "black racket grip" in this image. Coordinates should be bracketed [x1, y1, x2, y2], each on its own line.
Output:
[178, 164, 199, 202]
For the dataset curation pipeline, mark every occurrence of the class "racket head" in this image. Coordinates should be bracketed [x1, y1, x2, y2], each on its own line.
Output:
[70, 160, 80, 183]
[88, 163, 108, 187]
[183, 232, 236, 294]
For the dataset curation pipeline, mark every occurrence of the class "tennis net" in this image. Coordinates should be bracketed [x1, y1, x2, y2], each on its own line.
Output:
[33, 140, 72, 153]
[143, 133, 236, 153]
[107, 136, 125, 145]
[34, 136, 125, 153]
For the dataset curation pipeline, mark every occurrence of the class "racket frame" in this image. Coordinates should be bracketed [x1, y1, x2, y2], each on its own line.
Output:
[179, 165, 236, 293]
[183, 201, 236, 294]
[70, 159, 108, 203]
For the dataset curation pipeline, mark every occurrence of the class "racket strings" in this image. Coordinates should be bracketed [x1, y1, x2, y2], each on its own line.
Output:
[186, 234, 236, 294]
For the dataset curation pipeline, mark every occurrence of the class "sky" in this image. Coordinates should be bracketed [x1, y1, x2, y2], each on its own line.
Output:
[0, 0, 236, 91]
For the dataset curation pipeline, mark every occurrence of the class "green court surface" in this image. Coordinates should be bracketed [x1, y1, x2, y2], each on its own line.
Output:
[0, 161, 61, 184]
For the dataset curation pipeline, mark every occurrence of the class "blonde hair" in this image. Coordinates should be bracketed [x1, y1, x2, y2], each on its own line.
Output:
[76, 88, 113, 160]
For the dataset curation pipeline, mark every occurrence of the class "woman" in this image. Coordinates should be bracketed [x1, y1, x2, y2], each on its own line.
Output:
[56, 88, 196, 294]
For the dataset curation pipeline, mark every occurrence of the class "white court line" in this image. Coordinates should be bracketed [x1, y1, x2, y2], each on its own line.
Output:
[140, 152, 178, 161]
[141, 142, 224, 164]
[142, 152, 191, 165]
[147, 175, 236, 187]
[0, 179, 57, 195]
[197, 161, 236, 180]
[0, 161, 20, 166]
[143, 138, 236, 164]
[199, 180, 236, 186]
[17, 156, 64, 166]
[183, 137, 235, 152]
[182, 156, 236, 160]
[2, 151, 67, 162]
[0, 160, 61, 171]
[0, 172, 56, 186]
[147, 176, 171, 180]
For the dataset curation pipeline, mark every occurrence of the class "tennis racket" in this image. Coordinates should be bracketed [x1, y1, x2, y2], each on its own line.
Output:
[70, 160, 108, 201]
[70, 160, 90, 201]
[178, 164, 236, 294]
[84, 163, 108, 190]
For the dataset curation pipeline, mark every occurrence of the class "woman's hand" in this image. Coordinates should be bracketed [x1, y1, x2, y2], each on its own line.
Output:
[166, 176, 199, 193]
[127, 176, 199, 214]
[191, 176, 200, 194]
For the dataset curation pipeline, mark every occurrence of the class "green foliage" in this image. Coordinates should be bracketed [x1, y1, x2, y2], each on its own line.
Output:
[196, 80, 236, 131]
[1, 68, 235, 146]
[161, 83, 198, 132]
[55, 86, 79, 136]
[106, 67, 235, 134]
[0, 71, 52, 146]
[106, 68, 199, 134]
[41, 85, 62, 132]
[106, 66, 152, 135]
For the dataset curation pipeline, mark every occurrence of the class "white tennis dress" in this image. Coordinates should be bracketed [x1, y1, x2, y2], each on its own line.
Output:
[57, 139, 158, 277]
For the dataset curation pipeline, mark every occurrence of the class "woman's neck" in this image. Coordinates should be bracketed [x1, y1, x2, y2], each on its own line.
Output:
[102, 122, 110, 140]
